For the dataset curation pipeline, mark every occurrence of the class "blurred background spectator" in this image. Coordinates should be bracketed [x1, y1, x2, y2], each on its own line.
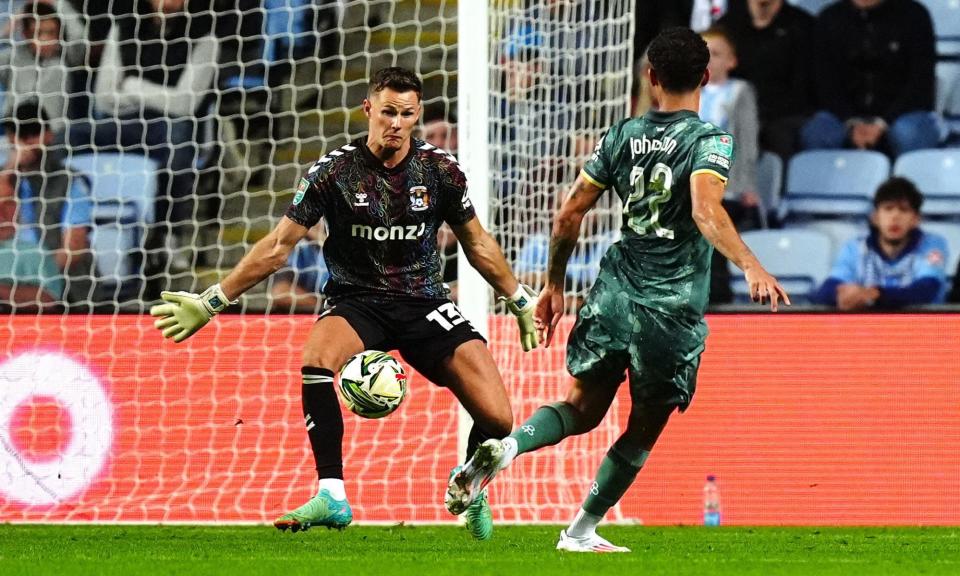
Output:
[700, 26, 761, 228]
[0, 0, 86, 141]
[420, 106, 459, 295]
[68, 0, 218, 270]
[718, 0, 815, 160]
[0, 148, 60, 310]
[812, 176, 948, 310]
[268, 221, 326, 313]
[800, 0, 941, 158]
[2, 101, 93, 307]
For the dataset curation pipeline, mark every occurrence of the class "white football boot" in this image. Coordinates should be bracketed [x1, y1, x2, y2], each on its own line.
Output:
[556, 529, 631, 553]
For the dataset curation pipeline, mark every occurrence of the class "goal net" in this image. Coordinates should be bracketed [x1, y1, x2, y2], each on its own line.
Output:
[0, 0, 634, 523]
[479, 0, 635, 523]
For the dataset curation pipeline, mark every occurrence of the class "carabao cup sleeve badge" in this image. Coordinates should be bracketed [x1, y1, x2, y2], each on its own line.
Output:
[293, 178, 309, 205]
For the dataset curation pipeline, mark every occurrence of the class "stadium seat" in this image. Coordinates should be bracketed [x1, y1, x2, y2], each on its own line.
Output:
[788, 0, 838, 15]
[756, 151, 783, 226]
[936, 61, 960, 115]
[919, 0, 960, 57]
[938, 63, 960, 142]
[66, 153, 159, 290]
[728, 229, 833, 303]
[893, 149, 960, 220]
[793, 220, 863, 260]
[778, 150, 890, 222]
[921, 221, 960, 283]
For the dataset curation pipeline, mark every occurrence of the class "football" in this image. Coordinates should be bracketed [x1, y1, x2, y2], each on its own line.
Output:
[337, 350, 408, 419]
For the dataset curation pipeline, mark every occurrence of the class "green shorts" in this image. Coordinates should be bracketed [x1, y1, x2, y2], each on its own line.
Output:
[565, 279, 707, 412]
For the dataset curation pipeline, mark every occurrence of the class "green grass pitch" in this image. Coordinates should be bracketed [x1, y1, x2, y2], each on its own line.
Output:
[2, 525, 958, 575]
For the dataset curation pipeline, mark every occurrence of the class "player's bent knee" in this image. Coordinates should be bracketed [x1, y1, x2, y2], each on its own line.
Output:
[475, 406, 512, 438]
[488, 412, 513, 438]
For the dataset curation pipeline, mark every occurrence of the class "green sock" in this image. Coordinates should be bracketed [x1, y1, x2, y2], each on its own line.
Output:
[582, 441, 650, 517]
[508, 402, 579, 455]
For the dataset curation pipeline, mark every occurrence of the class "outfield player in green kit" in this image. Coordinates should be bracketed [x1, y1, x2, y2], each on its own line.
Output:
[445, 27, 790, 552]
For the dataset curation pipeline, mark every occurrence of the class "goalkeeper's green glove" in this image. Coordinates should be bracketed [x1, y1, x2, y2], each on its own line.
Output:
[150, 283, 236, 343]
[502, 284, 539, 352]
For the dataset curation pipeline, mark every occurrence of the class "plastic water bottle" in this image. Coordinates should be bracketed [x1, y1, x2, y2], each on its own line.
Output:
[703, 474, 721, 526]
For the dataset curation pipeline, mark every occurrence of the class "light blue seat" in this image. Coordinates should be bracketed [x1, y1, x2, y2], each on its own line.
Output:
[756, 151, 783, 226]
[778, 150, 890, 222]
[893, 149, 960, 219]
[728, 229, 833, 303]
[919, 0, 960, 57]
[921, 222, 960, 282]
[788, 0, 838, 15]
[65, 153, 158, 286]
[936, 61, 960, 115]
[792, 219, 863, 260]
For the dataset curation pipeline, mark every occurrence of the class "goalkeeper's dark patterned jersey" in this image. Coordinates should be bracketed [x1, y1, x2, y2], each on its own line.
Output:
[285, 138, 474, 302]
[582, 110, 734, 319]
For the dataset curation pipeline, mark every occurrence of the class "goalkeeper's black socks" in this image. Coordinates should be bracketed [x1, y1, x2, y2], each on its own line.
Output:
[301, 367, 344, 480]
[465, 423, 495, 462]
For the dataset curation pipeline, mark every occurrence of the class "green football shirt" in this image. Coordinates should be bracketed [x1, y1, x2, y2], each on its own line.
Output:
[581, 109, 734, 318]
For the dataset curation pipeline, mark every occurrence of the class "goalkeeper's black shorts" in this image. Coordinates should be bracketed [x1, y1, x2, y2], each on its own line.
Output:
[318, 295, 486, 382]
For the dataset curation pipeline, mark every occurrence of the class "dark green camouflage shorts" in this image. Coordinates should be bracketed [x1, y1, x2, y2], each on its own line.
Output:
[565, 278, 707, 411]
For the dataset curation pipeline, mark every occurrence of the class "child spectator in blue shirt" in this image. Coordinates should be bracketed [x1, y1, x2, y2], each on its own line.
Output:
[813, 177, 948, 310]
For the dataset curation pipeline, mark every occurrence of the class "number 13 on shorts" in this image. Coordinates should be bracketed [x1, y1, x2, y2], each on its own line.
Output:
[426, 302, 468, 331]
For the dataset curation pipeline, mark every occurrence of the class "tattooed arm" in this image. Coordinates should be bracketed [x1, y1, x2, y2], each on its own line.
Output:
[537, 173, 605, 346]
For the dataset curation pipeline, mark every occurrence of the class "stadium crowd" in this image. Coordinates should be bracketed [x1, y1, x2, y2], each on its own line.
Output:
[0, 0, 957, 312]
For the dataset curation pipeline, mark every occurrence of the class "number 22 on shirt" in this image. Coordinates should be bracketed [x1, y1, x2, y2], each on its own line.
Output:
[624, 163, 674, 240]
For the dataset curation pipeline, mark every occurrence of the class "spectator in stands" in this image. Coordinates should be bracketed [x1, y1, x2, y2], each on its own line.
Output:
[2, 102, 94, 307]
[812, 177, 948, 310]
[421, 110, 458, 156]
[698, 26, 760, 305]
[0, 0, 87, 140]
[420, 107, 460, 295]
[718, 0, 815, 160]
[800, 0, 940, 158]
[72, 0, 218, 264]
[0, 156, 61, 310]
[269, 222, 327, 313]
[700, 27, 761, 228]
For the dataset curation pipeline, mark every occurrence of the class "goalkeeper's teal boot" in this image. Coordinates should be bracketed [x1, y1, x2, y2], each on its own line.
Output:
[464, 488, 493, 541]
[274, 489, 353, 533]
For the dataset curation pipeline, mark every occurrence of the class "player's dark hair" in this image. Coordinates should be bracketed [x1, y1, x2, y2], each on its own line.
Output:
[647, 27, 709, 94]
[368, 67, 422, 100]
[874, 177, 924, 212]
[2, 101, 49, 139]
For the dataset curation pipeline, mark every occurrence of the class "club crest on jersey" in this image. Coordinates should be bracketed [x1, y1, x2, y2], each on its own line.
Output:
[409, 186, 431, 211]
[293, 178, 309, 205]
[354, 192, 369, 207]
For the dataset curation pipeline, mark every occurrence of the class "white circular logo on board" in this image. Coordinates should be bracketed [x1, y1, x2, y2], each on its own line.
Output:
[0, 352, 112, 505]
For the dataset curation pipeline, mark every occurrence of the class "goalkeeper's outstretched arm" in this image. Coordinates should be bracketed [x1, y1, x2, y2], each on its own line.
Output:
[151, 217, 309, 342]
[220, 217, 309, 300]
